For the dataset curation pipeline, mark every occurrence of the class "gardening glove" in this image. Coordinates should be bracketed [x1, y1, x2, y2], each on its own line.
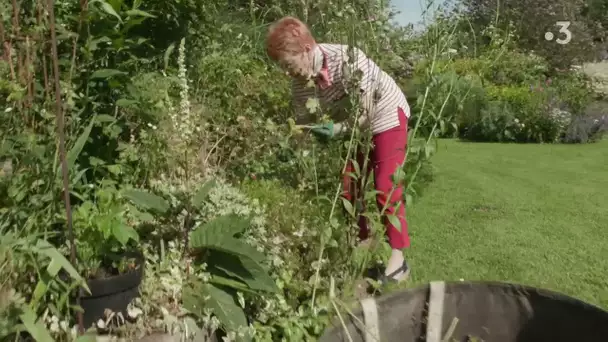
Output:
[310, 122, 346, 140]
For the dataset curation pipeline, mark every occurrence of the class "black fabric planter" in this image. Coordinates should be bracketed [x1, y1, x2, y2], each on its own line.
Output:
[79, 254, 144, 328]
[320, 281, 608, 342]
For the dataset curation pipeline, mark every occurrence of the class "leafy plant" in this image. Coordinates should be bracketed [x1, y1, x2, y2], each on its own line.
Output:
[0, 229, 91, 342]
[124, 180, 278, 340]
[72, 182, 144, 279]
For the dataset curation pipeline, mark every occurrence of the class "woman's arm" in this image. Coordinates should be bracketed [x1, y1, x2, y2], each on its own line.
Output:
[338, 46, 382, 133]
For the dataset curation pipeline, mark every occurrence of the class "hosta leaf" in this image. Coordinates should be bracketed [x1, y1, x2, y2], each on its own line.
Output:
[122, 189, 169, 214]
[209, 274, 258, 295]
[209, 250, 278, 293]
[200, 213, 249, 237]
[183, 282, 248, 338]
[205, 284, 249, 338]
[182, 281, 204, 315]
[189, 229, 264, 263]
[189, 214, 258, 256]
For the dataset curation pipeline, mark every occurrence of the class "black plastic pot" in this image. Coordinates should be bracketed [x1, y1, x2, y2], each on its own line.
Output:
[79, 254, 144, 329]
[320, 281, 608, 342]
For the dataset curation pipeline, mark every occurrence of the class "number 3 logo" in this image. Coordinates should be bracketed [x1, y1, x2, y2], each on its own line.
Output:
[555, 21, 572, 45]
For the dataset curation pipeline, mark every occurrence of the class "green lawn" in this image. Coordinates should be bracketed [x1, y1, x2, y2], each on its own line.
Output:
[407, 138, 608, 307]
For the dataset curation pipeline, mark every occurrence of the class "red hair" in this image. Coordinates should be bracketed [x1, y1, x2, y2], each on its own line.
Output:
[266, 16, 316, 62]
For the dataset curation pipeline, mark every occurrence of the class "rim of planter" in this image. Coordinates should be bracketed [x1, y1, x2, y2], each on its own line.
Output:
[80, 251, 145, 299]
[377, 280, 608, 314]
[321, 280, 608, 337]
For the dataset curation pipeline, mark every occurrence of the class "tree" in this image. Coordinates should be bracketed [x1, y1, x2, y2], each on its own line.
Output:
[454, 0, 606, 67]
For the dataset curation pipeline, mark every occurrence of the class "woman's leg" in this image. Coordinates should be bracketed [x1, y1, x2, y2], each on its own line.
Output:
[371, 107, 410, 279]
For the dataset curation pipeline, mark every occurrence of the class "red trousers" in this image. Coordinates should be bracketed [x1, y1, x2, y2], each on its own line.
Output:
[342, 107, 410, 249]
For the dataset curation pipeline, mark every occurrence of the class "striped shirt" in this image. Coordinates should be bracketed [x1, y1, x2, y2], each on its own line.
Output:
[292, 43, 410, 135]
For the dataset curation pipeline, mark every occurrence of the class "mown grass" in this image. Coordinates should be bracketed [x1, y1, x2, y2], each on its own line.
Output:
[406, 138, 608, 307]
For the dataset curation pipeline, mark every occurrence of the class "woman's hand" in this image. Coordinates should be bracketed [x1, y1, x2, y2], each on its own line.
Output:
[310, 122, 335, 138]
[309, 122, 347, 143]
[288, 119, 345, 143]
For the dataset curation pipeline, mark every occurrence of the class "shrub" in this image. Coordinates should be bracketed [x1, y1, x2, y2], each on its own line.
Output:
[486, 51, 549, 86]
[447, 47, 600, 144]
[409, 69, 487, 139]
[550, 71, 595, 114]
[445, 51, 549, 86]
[562, 101, 608, 143]
[458, 100, 520, 142]
[456, 81, 595, 143]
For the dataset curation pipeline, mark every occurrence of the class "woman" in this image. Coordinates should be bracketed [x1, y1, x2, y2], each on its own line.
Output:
[265, 16, 411, 283]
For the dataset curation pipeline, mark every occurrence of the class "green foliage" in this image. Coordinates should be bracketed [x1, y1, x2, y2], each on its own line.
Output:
[0, 230, 90, 341]
[458, 83, 575, 143]
[183, 281, 249, 340]
[72, 183, 143, 277]
[123, 181, 278, 338]
[427, 39, 600, 143]
[0, 0, 454, 339]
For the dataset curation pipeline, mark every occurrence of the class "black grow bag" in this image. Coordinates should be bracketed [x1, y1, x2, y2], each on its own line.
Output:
[79, 254, 144, 328]
[320, 281, 608, 342]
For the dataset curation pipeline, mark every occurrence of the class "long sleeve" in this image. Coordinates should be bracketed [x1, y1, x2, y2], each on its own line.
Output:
[338, 47, 383, 132]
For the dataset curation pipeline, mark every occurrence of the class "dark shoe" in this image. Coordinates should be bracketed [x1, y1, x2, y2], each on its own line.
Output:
[380, 260, 410, 284]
